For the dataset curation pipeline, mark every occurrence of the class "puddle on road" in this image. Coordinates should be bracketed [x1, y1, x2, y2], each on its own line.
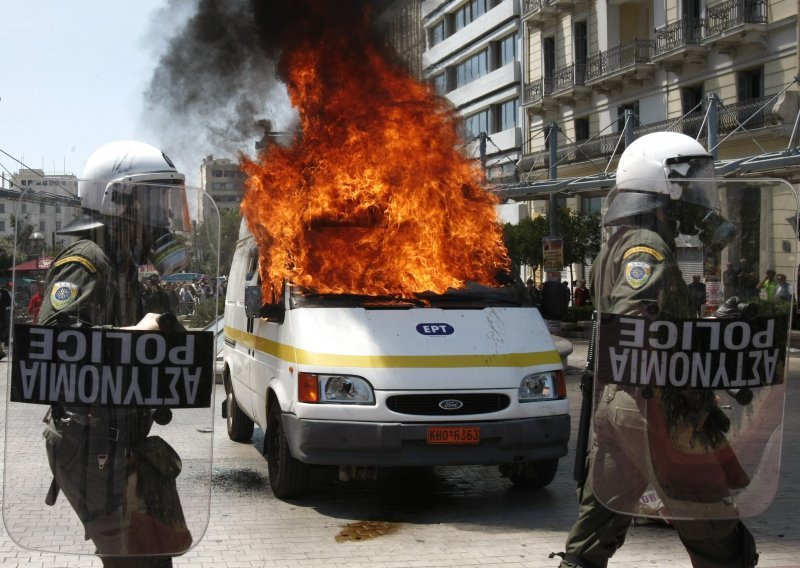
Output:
[335, 520, 401, 543]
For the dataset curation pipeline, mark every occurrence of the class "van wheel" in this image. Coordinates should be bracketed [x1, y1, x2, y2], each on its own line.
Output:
[505, 458, 559, 489]
[225, 378, 254, 442]
[265, 400, 310, 499]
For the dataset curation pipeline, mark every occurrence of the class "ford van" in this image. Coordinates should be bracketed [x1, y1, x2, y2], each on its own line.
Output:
[222, 222, 570, 499]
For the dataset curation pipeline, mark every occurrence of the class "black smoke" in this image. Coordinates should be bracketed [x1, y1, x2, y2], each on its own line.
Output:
[141, 0, 386, 181]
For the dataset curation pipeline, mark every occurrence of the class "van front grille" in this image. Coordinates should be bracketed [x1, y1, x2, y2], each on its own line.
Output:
[386, 393, 510, 416]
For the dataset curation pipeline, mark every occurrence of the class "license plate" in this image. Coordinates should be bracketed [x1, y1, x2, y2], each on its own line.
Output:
[427, 426, 480, 445]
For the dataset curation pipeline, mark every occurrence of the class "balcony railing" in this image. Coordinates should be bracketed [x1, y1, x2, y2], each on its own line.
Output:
[520, 97, 781, 175]
[552, 63, 587, 94]
[586, 39, 654, 81]
[705, 0, 767, 35]
[522, 0, 555, 18]
[654, 17, 704, 55]
[523, 76, 554, 105]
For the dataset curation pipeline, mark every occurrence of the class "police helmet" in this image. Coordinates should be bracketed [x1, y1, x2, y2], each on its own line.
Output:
[605, 132, 719, 227]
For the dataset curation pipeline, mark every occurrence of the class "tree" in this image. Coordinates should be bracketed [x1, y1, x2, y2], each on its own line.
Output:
[503, 215, 549, 274]
[503, 208, 601, 277]
[557, 208, 601, 268]
[192, 208, 242, 277]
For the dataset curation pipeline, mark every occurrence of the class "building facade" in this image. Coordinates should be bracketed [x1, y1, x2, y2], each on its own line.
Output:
[0, 170, 79, 251]
[422, 0, 524, 185]
[512, 0, 799, 281]
[199, 155, 248, 220]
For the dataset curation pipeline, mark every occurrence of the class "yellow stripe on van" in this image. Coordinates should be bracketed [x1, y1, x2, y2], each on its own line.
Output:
[224, 326, 562, 369]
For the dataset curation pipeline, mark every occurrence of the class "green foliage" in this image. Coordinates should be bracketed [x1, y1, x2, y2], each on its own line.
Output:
[562, 304, 594, 323]
[192, 209, 241, 278]
[189, 297, 225, 328]
[503, 216, 549, 272]
[557, 209, 602, 268]
[503, 208, 601, 274]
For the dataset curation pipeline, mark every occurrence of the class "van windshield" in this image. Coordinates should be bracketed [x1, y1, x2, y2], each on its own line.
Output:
[291, 281, 528, 309]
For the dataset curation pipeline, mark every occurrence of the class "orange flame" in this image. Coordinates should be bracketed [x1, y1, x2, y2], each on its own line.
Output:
[241, 5, 509, 303]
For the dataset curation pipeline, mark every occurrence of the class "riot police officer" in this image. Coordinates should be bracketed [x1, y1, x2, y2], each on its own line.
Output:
[554, 132, 759, 568]
[38, 141, 194, 567]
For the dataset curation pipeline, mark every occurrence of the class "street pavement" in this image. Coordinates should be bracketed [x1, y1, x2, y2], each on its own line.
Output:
[0, 339, 799, 568]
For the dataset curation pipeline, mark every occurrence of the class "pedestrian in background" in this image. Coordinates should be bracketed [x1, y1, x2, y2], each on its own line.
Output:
[776, 273, 792, 302]
[758, 269, 777, 300]
[688, 274, 707, 317]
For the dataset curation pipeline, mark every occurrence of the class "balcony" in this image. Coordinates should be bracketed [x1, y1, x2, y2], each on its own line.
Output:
[522, 76, 556, 112]
[704, 0, 768, 54]
[521, 0, 558, 28]
[653, 18, 706, 69]
[585, 39, 655, 92]
[518, 97, 784, 178]
[551, 63, 591, 103]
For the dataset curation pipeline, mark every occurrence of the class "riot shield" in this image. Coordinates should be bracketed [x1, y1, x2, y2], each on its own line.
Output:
[590, 178, 796, 521]
[3, 178, 220, 559]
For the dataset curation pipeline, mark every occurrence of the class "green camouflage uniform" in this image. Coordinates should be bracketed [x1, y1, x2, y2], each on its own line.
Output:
[40, 238, 187, 567]
[559, 225, 757, 568]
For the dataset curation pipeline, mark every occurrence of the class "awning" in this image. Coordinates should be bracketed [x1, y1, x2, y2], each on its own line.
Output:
[8, 257, 54, 272]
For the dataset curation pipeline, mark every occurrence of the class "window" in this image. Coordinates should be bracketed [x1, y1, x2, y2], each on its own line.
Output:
[429, 20, 445, 47]
[581, 196, 602, 215]
[212, 170, 224, 177]
[432, 73, 448, 95]
[737, 67, 763, 102]
[56, 221, 62, 231]
[0, 221, 4, 232]
[682, 84, 704, 114]
[55, 204, 62, 213]
[617, 102, 640, 132]
[452, 1, 502, 31]
[574, 21, 588, 83]
[21, 204, 27, 214]
[0, 204, 4, 214]
[464, 109, 490, 139]
[575, 118, 590, 142]
[455, 49, 489, 88]
[495, 32, 518, 68]
[39, 221, 46, 232]
[39, 203, 46, 214]
[496, 99, 518, 131]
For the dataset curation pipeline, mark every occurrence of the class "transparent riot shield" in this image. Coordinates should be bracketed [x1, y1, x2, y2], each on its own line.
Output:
[590, 178, 796, 521]
[3, 179, 220, 559]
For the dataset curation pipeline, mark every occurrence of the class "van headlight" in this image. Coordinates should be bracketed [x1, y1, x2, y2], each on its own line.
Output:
[518, 371, 566, 402]
[299, 372, 375, 404]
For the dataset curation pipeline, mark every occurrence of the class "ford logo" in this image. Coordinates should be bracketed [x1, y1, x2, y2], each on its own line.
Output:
[416, 323, 454, 336]
[438, 399, 464, 410]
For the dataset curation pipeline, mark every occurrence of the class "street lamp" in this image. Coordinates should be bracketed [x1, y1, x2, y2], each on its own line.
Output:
[29, 232, 46, 280]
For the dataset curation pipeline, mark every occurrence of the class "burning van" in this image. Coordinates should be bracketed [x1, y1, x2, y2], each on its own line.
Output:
[222, 221, 570, 499]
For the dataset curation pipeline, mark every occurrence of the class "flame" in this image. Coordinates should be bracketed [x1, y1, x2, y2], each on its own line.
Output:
[241, 2, 509, 303]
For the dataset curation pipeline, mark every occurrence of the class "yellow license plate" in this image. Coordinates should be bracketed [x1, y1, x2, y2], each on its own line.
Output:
[427, 426, 480, 445]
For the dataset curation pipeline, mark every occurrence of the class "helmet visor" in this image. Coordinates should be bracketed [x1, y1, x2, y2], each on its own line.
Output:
[103, 178, 192, 232]
[664, 155, 719, 210]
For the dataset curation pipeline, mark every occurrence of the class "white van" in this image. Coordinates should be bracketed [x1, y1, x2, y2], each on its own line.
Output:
[222, 222, 570, 499]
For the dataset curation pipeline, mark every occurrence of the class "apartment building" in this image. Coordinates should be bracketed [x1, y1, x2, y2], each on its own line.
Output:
[199, 155, 248, 220]
[516, 0, 798, 198]
[0, 170, 79, 250]
[422, 0, 524, 185]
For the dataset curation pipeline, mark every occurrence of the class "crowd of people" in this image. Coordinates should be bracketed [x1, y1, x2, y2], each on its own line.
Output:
[140, 275, 227, 317]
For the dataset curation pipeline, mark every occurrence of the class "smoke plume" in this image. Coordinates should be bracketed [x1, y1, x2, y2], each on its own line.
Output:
[141, 0, 388, 183]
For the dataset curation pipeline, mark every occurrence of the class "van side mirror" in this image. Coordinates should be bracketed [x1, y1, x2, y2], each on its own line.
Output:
[244, 285, 285, 322]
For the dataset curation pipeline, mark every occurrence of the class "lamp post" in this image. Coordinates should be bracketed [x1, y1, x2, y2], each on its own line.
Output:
[29, 232, 46, 281]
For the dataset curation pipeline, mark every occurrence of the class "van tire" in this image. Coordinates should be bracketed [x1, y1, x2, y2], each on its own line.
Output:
[225, 376, 254, 442]
[265, 400, 310, 499]
[507, 458, 559, 489]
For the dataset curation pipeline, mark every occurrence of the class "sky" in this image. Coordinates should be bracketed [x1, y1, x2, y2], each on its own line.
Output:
[0, 1, 295, 187]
